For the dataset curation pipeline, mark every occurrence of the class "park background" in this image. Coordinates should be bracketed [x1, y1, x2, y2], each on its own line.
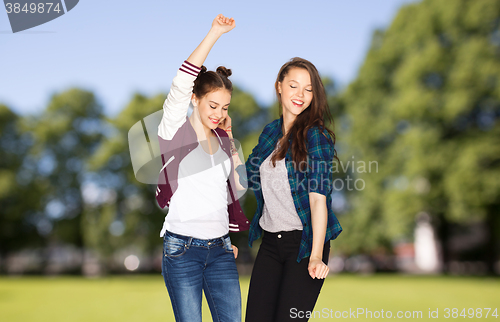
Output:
[1, 0, 499, 321]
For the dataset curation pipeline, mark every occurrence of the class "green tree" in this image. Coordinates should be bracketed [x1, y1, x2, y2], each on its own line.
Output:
[84, 92, 166, 273]
[0, 104, 48, 273]
[341, 0, 500, 272]
[19, 88, 106, 260]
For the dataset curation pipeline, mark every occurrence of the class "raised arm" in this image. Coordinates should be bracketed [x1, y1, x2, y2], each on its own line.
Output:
[158, 14, 235, 141]
[186, 14, 235, 68]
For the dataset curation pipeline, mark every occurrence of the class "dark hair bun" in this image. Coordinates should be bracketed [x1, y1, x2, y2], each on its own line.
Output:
[193, 65, 233, 98]
[216, 66, 232, 78]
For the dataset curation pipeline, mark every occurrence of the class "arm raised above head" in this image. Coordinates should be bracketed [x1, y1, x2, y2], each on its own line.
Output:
[158, 14, 235, 141]
[186, 14, 235, 68]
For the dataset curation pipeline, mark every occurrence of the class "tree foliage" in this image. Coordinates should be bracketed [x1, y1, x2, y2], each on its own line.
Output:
[339, 0, 500, 267]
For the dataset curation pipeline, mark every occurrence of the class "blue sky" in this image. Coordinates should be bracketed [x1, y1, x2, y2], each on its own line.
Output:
[0, 0, 417, 117]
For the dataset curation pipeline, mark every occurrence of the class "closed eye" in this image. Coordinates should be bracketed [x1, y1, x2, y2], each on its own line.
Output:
[211, 105, 228, 111]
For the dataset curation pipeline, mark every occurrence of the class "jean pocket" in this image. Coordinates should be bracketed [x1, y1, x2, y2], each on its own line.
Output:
[164, 234, 187, 258]
[223, 236, 233, 253]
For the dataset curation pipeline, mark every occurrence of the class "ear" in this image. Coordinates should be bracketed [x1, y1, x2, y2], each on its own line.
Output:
[278, 82, 282, 94]
[191, 93, 199, 107]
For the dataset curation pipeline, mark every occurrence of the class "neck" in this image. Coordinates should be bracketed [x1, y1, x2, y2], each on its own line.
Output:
[282, 110, 296, 136]
[189, 111, 213, 140]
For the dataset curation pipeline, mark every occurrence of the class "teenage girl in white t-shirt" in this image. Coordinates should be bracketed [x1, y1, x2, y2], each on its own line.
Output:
[158, 14, 246, 322]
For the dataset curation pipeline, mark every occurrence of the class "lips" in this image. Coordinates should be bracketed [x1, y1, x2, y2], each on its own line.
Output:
[292, 99, 304, 107]
[209, 118, 219, 124]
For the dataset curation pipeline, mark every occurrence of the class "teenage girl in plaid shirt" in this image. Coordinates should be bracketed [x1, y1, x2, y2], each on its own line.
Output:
[237, 58, 342, 322]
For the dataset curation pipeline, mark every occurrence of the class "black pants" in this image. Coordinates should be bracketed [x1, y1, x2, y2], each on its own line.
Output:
[245, 230, 330, 322]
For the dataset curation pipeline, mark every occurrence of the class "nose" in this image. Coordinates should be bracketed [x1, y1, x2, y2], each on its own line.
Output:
[297, 90, 304, 98]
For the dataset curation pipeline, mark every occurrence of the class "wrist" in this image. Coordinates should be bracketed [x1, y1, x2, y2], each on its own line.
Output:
[208, 28, 224, 38]
[309, 255, 323, 262]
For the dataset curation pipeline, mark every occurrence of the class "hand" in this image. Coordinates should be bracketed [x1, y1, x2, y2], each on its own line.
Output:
[218, 114, 232, 132]
[308, 258, 329, 279]
[211, 14, 235, 35]
[231, 245, 238, 259]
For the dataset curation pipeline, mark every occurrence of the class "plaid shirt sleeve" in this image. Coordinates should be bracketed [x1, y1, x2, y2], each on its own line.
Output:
[306, 126, 335, 196]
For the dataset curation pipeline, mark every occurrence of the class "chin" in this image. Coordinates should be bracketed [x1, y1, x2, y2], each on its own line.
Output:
[285, 106, 305, 116]
[204, 120, 218, 129]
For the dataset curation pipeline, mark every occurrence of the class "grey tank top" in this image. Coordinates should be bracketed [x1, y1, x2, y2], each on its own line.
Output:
[259, 142, 303, 232]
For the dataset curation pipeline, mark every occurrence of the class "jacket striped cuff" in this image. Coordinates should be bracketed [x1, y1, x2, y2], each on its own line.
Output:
[179, 60, 201, 77]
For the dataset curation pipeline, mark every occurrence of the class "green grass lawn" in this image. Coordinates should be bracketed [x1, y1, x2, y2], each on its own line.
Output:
[1, 274, 499, 321]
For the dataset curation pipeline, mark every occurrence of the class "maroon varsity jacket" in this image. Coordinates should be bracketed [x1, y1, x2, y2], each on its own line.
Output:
[155, 115, 250, 233]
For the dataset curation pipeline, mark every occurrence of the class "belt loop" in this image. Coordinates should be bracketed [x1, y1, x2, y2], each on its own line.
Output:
[187, 237, 192, 249]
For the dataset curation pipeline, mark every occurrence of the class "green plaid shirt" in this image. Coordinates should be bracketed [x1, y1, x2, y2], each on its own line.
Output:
[237, 115, 342, 262]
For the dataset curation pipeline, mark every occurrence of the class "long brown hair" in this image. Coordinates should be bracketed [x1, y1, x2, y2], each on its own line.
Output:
[270, 57, 338, 172]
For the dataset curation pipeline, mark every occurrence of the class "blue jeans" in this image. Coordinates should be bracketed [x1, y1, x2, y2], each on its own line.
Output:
[161, 230, 241, 322]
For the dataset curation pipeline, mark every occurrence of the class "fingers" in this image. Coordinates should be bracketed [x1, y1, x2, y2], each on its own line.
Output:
[317, 263, 329, 279]
[231, 245, 238, 259]
[216, 14, 235, 26]
[308, 262, 330, 279]
[217, 115, 232, 131]
[219, 117, 226, 126]
[217, 14, 227, 23]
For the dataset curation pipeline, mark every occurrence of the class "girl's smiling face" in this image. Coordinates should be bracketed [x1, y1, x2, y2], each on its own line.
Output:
[192, 89, 231, 130]
[278, 67, 313, 118]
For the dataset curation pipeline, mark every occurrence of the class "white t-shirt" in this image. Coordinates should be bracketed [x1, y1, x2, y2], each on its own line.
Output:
[159, 136, 231, 239]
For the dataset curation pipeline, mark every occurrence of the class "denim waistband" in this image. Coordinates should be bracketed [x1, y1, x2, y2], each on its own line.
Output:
[164, 230, 229, 248]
